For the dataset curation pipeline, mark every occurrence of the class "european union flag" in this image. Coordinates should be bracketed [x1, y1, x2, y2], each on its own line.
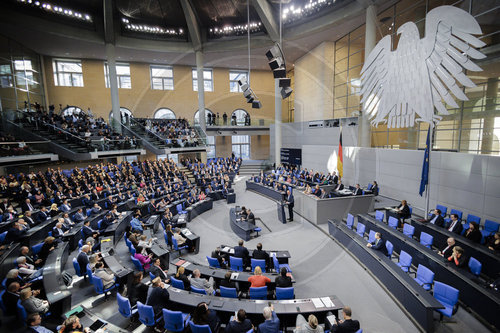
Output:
[419, 128, 431, 196]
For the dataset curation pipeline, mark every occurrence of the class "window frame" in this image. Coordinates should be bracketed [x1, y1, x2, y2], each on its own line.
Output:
[229, 70, 249, 93]
[192, 68, 213, 92]
[104, 62, 131, 89]
[150, 65, 174, 90]
[52, 58, 84, 87]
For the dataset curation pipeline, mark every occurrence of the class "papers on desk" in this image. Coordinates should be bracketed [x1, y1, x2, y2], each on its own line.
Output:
[311, 298, 325, 308]
[321, 297, 335, 307]
[222, 246, 231, 252]
[100, 238, 111, 243]
[182, 228, 192, 236]
[230, 273, 239, 280]
[311, 297, 334, 308]
[270, 252, 277, 258]
[181, 261, 191, 268]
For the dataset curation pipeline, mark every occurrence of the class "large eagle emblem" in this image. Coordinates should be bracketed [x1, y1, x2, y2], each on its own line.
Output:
[360, 6, 485, 128]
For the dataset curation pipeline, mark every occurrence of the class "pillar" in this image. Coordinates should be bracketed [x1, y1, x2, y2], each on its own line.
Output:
[359, 4, 377, 147]
[274, 79, 282, 165]
[105, 43, 121, 134]
[481, 77, 499, 153]
[196, 51, 206, 132]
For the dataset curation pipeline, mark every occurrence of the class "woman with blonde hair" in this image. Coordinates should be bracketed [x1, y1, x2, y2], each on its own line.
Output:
[294, 314, 324, 333]
[247, 266, 271, 288]
[49, 203, 59, 217]
[20, 287, 49, 314]
[174, 266, 191, 290]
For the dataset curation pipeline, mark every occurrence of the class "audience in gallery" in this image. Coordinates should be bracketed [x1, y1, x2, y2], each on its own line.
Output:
[139, 118, 200, 147]
[0, 132, 33, 156]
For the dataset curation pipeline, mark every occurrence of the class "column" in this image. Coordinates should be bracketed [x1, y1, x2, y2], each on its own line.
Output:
[105, 43, 121, 134]
[480, 77, 498, 153]
[196, 51, 206, 132]
[274, 79, 282, 165]
[359, 4, 377, 147]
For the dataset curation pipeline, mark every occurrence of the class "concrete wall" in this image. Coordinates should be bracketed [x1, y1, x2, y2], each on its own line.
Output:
[294, 42, 334, 122]
[250, 135, 270, 160]
[42, 57, 280, 123]
[215, 136, 232, 158]
[271, 122, 500, 223]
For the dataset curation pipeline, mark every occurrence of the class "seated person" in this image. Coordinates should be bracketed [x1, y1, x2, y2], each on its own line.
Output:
[20, 287, 49, 314]
[130, 213, 144, 232]
[371, 181, 379, 196]
[234, 239, 250, 268]
[294, 314, 323, 333]
[174, 266, 191, 290]
[225, 309, 253, 333]
[17, 256, 43, 280]
[464, 222, 482, 243]
[220, 271, 237, 289]
[128, 272, 148, 306]
[353, 184, 363, 196]
[94, 261, 116, 289]
[2, 282, 21, 317]
[252, 243, 270, 271]
[258, 305, 280, 333]
[427, 209, 444, 227]
[239, 206, 248, 220]
[326, 306, 360, 333]
[211, 247, 227, 268]
[395, 200, 411, 221]
[26, 313, 54, 333]
[133, 246, 152, 270]
[150, 258, 170, 282]
[366, 232, 387, 256]
[246, 209, 255, 224]
[52, 221, 68, 239]
[91, 203, 102, 215]
[248, 266, 271, 288]
[146, 277, 170, 318]
[447, 214, 463, 235]
[437, 237, 455, 258]
[189, 268, 215, 295]
[447, 246, 467, 268]
[191, 302, 221, 333]
[334, 180, 344, 192]
[275, 267, 292, 288]
[73, 208, 87, 222]
[487, 232, 500, 252]
[137, 235, 153, 253]
[99, 212, 115, 231]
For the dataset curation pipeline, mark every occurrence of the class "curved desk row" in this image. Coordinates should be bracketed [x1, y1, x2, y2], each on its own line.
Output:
[246, 181, 285, 202]
[0, 242, 20, 277]
[44, 241, 72, 316]
[100, 236, 134, 285]
[328, 220, 443, 333]
[166, 284, 343, 327]
[180, 261, 294, 292]
[220, 245, 291, 264]
[229, 208, 256, 241]
[407, 217, 500, 278]
[357, 214, 500, 330]
[186, 198, 213, 222]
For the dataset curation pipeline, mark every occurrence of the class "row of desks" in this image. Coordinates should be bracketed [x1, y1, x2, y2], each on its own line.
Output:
[246, 180, 286, 202]
[407, 217, 500, 278]
[328, 219, 443, 333]
[43, 241, 72, 317]
[220, 245, 291, 264]
[229, 207, 256, 241]
[357, 214, 500, 330]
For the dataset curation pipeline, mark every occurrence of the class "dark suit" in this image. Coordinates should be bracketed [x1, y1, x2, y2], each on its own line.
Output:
[335, 184, 344, 191]
[225, 319, 252, 333]
[220, 278, 236, 289]
[253, 249, 270, 270]
[5, 227, 26, 243]
[331, 319, 360, 333]
[397, 204, 411, 220]
[146, 286, 170, 316]
[128, 282, 149, 306]
[77, 251, 89, 276]
[354, 188, 363, 196]
[234, 245, 250, 267]
[100, 217, 114, 231]
[286, 193, 294, 220]
[25, 216, 37, 227]
[2, 291, 19, 316]
[36, 211, 49, 223]
[52, 227, 65, 238]
[428, 214, 444, 227]
[82, 225, 96, 240]
[247, 212, 255, 224]
[447, 220, 463, 235]
[371, 238, 388, 256]
[150, 265, 169, 281]
[21, 202, 35, 212]
[440, 244, 455, 258]
[465, 229, 482, 243]
[275, 275, 292, 288]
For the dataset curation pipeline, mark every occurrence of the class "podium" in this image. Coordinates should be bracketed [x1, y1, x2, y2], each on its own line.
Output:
[277, 202, 286, 224]
[227, 193, 236, 204]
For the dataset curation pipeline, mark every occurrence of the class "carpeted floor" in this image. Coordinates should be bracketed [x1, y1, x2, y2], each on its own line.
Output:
[48, 175, 492, 333]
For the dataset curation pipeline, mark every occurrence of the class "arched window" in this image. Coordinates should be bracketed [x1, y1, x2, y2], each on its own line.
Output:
[154, 108, 176, 119]
[61, 106, 83, 117]
[108, 107, 132, 123]
[194, 109, 215, 125]
[231, 109, 250, 126]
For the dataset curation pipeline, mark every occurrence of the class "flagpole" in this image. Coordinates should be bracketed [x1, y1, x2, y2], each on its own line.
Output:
[425, 123, 434, 215]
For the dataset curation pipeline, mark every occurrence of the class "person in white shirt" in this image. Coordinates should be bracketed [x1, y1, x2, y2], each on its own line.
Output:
[17, 256, 43, 279]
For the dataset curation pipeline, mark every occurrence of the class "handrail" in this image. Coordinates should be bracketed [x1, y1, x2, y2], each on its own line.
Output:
[130, 117, 167, 143]
[43, 123, 88, 144]
[0, 140, 50, 144]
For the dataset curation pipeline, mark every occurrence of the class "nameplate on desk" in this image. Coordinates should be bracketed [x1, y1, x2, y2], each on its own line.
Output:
[182, 229, 192, 236]
[174, 259, 186, 266]
[230, 273, 239, 280]
[101, 238, 112, 243]
[311, 298, 325, 308]
[181, 261, 191, 268]
[222, 246, 230, 252]
[212, 300, 224, 308]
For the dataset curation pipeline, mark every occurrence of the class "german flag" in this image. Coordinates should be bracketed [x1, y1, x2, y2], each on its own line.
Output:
[337, 129, 343, 179]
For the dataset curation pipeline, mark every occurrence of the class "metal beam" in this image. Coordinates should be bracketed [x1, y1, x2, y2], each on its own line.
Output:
[103, 0, 115, 44]
[252, 0, 280, 42]
[179, 0, 202, 51]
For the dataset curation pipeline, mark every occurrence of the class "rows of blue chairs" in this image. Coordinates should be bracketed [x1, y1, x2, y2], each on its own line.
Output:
[348, 214, 460, 320]
[427, 205, 499, 244]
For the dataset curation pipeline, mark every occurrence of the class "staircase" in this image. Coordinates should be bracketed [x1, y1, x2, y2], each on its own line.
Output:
[179, 165, 196, 184]
[238, 160, 268, 176]
[128, 119, 169, 153]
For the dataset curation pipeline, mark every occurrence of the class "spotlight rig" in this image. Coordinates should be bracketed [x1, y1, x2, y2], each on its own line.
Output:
[266, 43, 292, 99]
[238, 79, 261, 109]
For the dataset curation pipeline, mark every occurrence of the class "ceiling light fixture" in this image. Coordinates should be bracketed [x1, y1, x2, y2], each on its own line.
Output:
[281, 0, 336, 24]
[16, 0, 93, 22]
